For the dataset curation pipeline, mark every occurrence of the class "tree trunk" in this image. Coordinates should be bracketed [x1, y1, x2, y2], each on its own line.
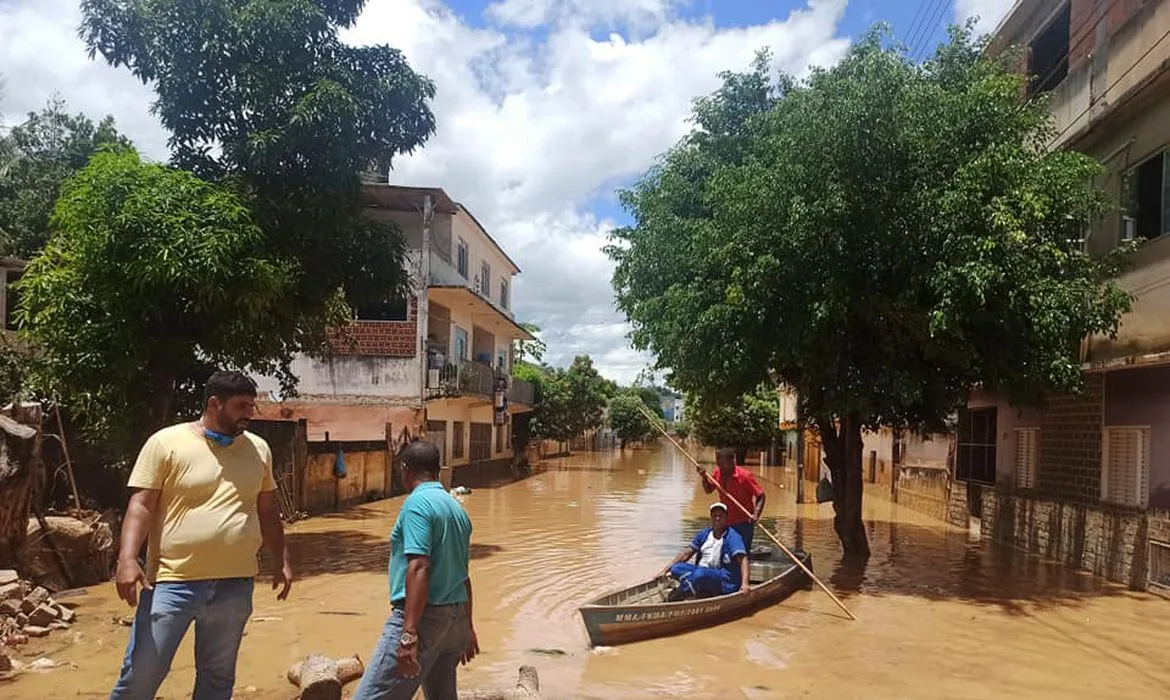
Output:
[817, 414, 870, 558]
[286, 654, 364, 700]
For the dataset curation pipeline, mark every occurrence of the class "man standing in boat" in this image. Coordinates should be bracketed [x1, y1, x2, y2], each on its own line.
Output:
[658, 502, 750, 599]
[699, 447, 766, 552]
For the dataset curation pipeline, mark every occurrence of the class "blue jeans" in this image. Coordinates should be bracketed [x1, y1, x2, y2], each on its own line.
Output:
[669, 563, 737, 597]
[731, 521, 755, 553]
[352, 604, 471, 700]
[110, 577, 254, 700]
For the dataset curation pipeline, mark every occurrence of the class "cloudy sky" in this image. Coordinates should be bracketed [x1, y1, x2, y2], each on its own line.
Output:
[0, 0, 1014, 384]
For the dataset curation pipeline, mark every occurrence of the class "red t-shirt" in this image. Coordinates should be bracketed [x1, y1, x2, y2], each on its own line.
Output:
[714, 465, 765, 524]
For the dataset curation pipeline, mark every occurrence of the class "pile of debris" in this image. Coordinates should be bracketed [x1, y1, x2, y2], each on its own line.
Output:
[0, 569, 77, 647]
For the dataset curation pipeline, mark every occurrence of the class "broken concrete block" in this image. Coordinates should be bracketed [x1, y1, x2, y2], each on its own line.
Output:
[0, 570, 18, 586]
[28, 603, 59, 627]
[16, 612, 28, 626]
[58, 606, 76, 623]
[25, 587, 49, 608]
[49, 621, 70, 630]
[23, 625, 50, 638]
[0, 582, 20, 600]
[0, 599, 21, 617]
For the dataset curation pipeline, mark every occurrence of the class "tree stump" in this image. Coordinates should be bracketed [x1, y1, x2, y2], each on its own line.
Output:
[286, 654, 364, 700]
[458, 665, 540, 700]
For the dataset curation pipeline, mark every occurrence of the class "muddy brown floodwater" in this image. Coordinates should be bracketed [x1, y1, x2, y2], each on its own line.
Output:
[7, 445, 1170, 698]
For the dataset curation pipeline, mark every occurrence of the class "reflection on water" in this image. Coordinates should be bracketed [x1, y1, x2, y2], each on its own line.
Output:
[8, 445, 1170, 699]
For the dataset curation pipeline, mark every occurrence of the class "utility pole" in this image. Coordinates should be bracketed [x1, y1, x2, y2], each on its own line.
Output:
[418, 194, 434, 415]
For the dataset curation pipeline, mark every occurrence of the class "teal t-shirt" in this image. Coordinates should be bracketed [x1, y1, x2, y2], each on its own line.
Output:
[389, 481, 473, 606]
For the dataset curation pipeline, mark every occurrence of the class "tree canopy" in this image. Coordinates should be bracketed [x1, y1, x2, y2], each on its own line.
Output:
[77, 0, 436, 401]
[0, 98, 131, 257]
[607, 27, 1132, 555]
[17, 149, 293, 450]
[520, 355, 611, 443]
[607, 392, 656, 448]
[687, 386, 780, 452]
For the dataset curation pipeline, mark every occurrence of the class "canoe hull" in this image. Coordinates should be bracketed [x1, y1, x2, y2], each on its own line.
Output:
[579, 550, 813, 647]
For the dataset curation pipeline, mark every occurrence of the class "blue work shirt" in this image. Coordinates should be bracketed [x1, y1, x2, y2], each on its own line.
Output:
[689, 526, 748, 587]
[389, 481, 473, 606]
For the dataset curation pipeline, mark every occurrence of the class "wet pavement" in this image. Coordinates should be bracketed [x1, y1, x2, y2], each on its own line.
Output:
[7, 444, 1170, 698]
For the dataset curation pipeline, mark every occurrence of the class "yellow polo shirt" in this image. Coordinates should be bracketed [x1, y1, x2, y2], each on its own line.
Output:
[128, 423, 276, 583]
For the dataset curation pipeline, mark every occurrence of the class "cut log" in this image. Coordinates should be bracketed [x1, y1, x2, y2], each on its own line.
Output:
[286, 654, 364, 700]
[458, 666, 540, 700]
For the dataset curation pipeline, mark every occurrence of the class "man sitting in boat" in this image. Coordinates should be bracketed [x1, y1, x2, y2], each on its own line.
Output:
[700, 448, 766, 553]
[658, 502, 750, 600]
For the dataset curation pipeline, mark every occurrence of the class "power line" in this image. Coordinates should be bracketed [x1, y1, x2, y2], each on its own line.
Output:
[912, 0, 951, 62]
[901, 0, 932, 50]
[906, 0, 947, 59]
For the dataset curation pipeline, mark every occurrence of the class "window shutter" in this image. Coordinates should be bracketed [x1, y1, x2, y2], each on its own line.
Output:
[1015, 429, 1038, 490]
[1102, 428, 1150, 507]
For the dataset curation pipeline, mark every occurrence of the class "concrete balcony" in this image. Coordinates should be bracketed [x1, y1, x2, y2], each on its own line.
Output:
[428, 252, 513, 320]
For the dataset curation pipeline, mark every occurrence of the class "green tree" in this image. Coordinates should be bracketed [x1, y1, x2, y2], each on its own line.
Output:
[78, 0, 436, 405]
[519, 355, 610, 444]
[607, 392, 654, 449]
[0, 97, 131, 256]
[17, 149, 293, 451]
[607, 27, 1132, 556]
[515, 322, 547, 364]
[687, 386, 779, 453]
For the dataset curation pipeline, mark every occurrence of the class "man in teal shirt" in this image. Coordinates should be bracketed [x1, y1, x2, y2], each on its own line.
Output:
[352, 440, 478, 699]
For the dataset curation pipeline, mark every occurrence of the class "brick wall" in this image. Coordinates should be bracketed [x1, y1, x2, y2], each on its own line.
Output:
[1037, 373, 1103, 504]
[327, 299, 417, 358]
[983, 488, 1150, 589]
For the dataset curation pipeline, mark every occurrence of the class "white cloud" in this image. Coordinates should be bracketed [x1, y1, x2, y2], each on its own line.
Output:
[485, 0, 687, 31]
[955, 0, 1017, 37]
[0, 0, 170, 159]
[0, 0, 851, 384]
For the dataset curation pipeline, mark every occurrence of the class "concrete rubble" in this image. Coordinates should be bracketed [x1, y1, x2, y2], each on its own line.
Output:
[0, 568, 80, 669]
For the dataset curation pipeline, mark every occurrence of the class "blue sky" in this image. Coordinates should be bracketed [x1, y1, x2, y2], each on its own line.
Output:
[440, 0, 984, 226]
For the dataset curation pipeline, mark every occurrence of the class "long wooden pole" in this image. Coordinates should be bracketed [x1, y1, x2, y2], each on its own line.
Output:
[638, 406, 856, 621]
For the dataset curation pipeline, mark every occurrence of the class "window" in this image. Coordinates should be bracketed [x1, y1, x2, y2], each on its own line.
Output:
[479, 262, 491, 297]
[1101, 427, 1150, 508]
[1027, 3, 1070, 97]
[1122, 150, 1170, 242]
[495, 423, 504, 453]
[456, 239, 469, 278]
[1015, 428, 1039, 490]
[354, 296, 409, 321]
[499, 279, 509, 309]
[452, 421, 465, 459]
[454, 327, 469, 360]
[956, 407, 997, 485]
[470, 423, 492, 462]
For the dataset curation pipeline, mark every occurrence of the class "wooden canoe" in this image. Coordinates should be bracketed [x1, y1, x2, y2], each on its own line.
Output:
[578, 548, 813, 647]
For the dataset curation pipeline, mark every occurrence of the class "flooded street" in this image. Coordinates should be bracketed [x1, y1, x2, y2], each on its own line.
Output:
[8, 445, 1170, 698]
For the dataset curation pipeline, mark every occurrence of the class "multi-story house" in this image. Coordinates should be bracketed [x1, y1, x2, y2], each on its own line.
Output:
[947, 0, 1170, 590]
[255, 184, 536, 487]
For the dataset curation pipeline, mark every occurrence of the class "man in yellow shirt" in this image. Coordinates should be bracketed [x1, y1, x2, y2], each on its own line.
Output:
[109, 371, 293, 700]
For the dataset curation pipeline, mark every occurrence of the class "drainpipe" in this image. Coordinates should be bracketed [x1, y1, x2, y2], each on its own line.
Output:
[418, 194, 434, 417]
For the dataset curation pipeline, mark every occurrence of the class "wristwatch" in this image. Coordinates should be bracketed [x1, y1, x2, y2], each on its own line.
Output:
[400, 630, 418, 647]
